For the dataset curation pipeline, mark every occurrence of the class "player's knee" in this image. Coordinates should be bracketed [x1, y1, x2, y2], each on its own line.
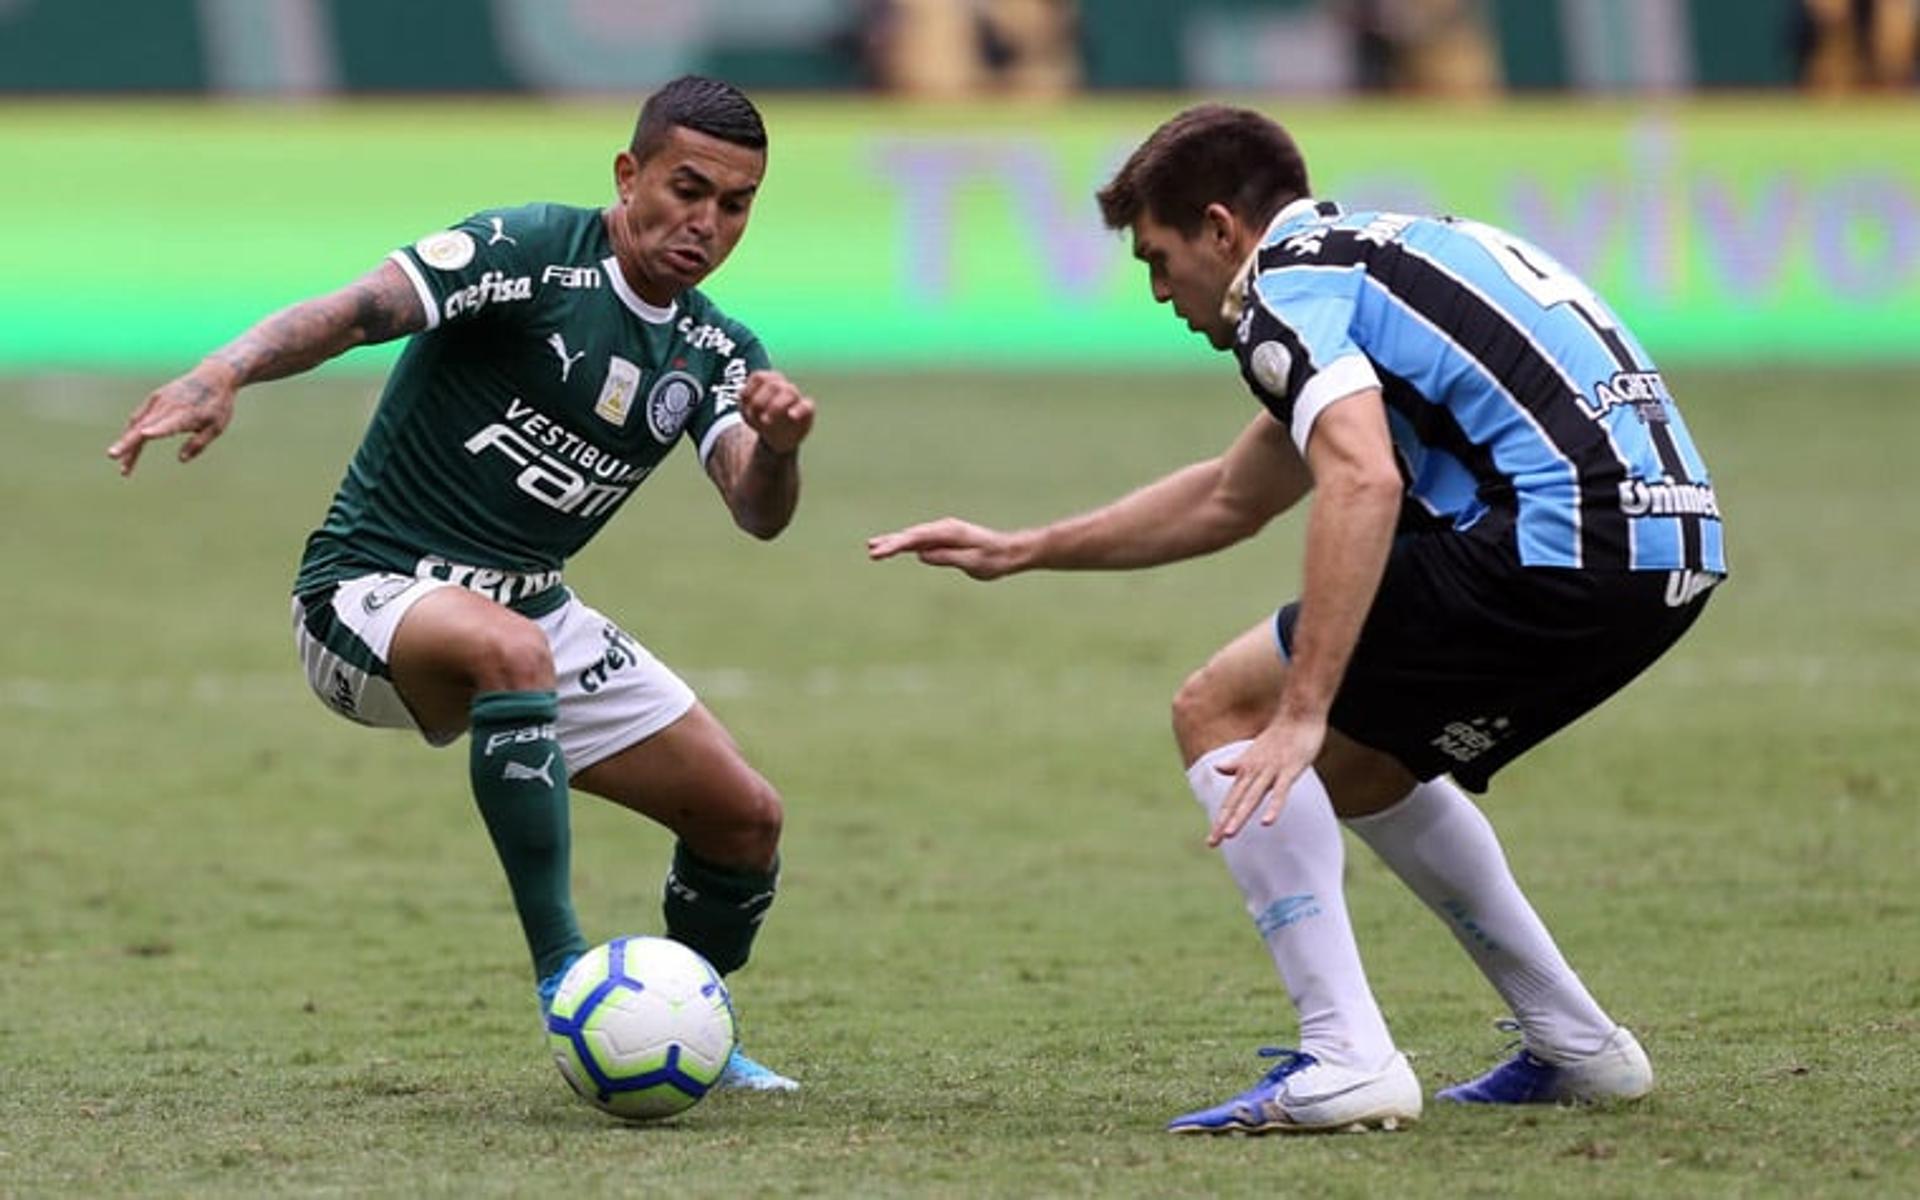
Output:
[1170, 666, 1226, 758]
[1171, 662, 1268, 764]
[700, 775, 784, 870]
[471, 619, 555, 692]
[737, 778, 785, 862]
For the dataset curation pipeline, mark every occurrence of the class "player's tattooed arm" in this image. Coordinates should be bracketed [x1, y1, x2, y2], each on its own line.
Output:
[205, 259, 427, 386]
[108, 260, 427, 475]
[705, 370, 816, 539]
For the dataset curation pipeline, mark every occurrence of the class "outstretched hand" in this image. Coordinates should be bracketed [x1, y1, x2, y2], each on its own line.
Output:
[1206, 712, 1326, 846]
[106, 362, 238, 477]
[866, 518, 1031, 581]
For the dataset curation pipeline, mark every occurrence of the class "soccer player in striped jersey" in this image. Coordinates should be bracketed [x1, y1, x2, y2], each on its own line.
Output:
[870, 104, 1723, 1131]
[108, 77, 810, 1093]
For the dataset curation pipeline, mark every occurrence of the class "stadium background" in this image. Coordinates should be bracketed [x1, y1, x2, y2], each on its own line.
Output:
[4, 3, 1917, 1196]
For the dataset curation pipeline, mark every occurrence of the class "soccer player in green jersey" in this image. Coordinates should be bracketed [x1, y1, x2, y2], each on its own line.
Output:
[107, 77, 810, 1091]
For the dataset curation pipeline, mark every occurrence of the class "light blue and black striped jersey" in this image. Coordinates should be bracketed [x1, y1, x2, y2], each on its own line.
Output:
[1229, 198, 1724, 574]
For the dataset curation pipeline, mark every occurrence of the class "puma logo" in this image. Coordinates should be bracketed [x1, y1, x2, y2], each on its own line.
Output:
[548, 332, 586, 382]
[487, 216, 517, 246]
[502, 752, 556, 787]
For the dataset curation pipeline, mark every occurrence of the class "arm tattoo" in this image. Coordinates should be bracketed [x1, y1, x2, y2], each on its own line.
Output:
[209, 261, 426, 386]
[347, 271, 420, 344]
[178, 376, 216, 408]
[705, 424, 751, 494]
[706, 424, 800, 539]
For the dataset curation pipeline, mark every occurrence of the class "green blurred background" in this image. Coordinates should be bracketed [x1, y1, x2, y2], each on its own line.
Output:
[4, 99, 1917, 372]
[1, 0, 1915, 373]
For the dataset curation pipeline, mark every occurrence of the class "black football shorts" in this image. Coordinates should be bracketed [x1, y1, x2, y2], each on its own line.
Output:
[1275, 528, 1718, 792]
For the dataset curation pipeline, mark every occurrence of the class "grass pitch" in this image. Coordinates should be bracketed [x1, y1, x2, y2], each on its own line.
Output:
[2, 368, 1916, 1197]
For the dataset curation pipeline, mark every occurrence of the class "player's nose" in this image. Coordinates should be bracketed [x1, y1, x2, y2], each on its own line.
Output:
[686, 200, 718, 239]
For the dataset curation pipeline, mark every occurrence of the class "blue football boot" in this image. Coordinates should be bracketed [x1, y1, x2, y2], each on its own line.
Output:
[716, 1047, 799, 1092]
[1439, 1025, 1652, 1105]
[535, 953, 581, 1016]
[1166, 1047, 1420, 1134]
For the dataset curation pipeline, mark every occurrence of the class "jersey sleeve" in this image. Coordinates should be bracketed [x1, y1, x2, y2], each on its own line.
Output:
[687, 326, 773, 467]
[388, 207, 540, 332]
[1232, 259, 1381, 454]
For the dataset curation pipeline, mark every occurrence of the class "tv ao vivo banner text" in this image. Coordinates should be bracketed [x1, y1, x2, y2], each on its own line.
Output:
[0, 99, 1912, 371]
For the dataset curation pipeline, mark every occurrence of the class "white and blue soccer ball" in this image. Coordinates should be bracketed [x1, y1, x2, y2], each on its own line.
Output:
[544, 936, 736, 1120]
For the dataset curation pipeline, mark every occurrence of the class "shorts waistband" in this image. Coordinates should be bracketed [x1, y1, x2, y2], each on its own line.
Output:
[297, 569, 570, 620]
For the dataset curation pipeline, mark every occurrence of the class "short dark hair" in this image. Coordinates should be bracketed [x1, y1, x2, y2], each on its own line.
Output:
[629, 75, 768, 163]
[1097, 104, 1308, 236]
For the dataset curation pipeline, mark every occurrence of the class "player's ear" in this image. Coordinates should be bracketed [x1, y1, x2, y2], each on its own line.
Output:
[613, 151, 639, 203]
[1201, 202, 1240, 256]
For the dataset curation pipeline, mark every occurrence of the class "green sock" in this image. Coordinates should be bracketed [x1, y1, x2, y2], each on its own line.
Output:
[469, 690, 587, 983]
[663, 842, 778, 975]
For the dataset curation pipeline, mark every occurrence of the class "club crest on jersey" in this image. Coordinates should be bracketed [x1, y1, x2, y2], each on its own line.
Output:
[415, 230, 476, 271]
[645, 371, 702, 444]
[593, 355, 642, 427]
[1249, 341, 1293, 395]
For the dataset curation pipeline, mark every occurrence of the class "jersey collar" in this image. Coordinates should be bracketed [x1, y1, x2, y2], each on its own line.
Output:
[602, 255, 679, 325]
[1221, 197, 1338, 328]
[1265, 196, 1334, 241]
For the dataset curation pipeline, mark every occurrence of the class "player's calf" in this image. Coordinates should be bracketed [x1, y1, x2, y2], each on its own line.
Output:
[470, 689, 587, 983]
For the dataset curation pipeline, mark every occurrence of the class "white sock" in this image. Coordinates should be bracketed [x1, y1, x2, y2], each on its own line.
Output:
[1344, 777, 1616, 1062]
[1186, 743, 1397, 1072]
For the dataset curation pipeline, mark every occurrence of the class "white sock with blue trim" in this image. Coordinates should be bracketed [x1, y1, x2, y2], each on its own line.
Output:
[1344, 777, 1615, 1062]
[1186, 743, 1398, 1073]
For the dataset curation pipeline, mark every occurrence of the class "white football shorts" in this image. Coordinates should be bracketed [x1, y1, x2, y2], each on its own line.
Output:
[292, 573, 697, 774]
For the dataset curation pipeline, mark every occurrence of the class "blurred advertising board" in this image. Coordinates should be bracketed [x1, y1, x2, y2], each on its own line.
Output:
[0, 98, 1913, 372]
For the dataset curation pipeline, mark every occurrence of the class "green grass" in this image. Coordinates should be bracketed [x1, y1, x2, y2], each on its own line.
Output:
[2, 368, 1916, 1197]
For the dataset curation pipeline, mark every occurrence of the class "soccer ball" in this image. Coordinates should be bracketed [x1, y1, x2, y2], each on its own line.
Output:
[544, 936, 737, 1120]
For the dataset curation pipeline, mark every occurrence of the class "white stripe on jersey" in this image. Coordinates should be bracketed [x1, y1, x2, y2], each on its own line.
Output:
[1290, 354, 1380, 453]
[696, 410, 746, 468]
[387, 249, 441, 332]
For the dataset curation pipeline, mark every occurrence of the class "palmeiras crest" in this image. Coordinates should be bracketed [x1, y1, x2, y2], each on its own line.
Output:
[644, 371, 703, 444]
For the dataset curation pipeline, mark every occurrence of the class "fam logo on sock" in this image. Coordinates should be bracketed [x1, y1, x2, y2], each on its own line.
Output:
[483, 724, 556, 756]
[665, 871, 700, 904]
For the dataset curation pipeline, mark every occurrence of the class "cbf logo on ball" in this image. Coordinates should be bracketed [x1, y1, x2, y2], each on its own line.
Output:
[645, 372, 702, 444]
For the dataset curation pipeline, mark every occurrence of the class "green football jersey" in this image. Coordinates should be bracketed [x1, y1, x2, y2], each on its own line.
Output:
[294, 202, 770, 613]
